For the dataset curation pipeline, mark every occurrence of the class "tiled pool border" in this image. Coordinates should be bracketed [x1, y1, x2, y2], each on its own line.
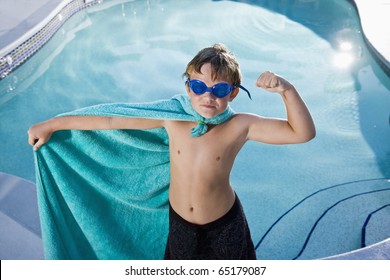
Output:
[0, 0, 99, 79]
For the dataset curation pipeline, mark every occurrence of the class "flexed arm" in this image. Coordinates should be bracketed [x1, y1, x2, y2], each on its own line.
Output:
[246, 71, 316, 144]
[28, 115, 164, 151]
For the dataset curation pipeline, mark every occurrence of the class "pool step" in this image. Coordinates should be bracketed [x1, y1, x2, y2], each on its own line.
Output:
[255, 178, 390, 259]
[0, 172, 44, 259]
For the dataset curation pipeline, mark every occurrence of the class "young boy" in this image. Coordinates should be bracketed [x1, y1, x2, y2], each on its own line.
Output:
[28, 44, 315, 259]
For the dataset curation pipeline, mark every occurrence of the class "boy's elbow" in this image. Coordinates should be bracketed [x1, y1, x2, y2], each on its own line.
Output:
[300, 127, 316, 143]
[306, 130, 316, 142]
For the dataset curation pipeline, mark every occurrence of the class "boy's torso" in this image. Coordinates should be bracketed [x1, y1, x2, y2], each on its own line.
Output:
[164, 114, 248, 225]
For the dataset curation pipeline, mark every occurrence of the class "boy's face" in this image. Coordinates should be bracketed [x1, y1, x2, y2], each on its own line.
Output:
[186, 63, 238, 119]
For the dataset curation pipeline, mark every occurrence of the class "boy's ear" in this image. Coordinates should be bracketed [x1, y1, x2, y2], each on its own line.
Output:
[229, 88, 239, 101]
[185, 81, 191, 94]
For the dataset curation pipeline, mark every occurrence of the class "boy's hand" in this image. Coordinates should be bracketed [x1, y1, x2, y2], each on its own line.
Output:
[256, 71, 293, 94]
[28, 121, 54, 151]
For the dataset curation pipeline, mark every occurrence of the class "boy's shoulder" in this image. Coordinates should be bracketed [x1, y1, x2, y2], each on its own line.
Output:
[225, 113, 266, 133]
[221, 112, 262, 132]
[230, 112, 263, 123]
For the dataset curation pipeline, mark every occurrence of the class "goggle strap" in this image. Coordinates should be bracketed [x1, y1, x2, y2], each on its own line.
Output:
[237, 85, 252, 100]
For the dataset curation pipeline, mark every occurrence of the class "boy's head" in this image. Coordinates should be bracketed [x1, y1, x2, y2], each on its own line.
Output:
[183, 43, 242, 86]
[183, 44, 246, 119]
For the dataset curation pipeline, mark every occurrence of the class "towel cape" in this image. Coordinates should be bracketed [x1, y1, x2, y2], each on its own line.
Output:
[34, 94, 235, 259]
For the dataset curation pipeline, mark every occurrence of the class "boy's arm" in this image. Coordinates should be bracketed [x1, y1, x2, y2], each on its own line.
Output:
[28, 116, 164, 151]
[246, 71, 316, 144]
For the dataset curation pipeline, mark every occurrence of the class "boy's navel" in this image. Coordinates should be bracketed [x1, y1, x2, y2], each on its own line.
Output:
[216, 156, 221, 161]
[177, 150, 180, 155]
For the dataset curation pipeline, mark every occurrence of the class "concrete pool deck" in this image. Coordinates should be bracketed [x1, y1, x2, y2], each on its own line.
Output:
[0, 0, 389, 260]
[351, 0, 390, 75]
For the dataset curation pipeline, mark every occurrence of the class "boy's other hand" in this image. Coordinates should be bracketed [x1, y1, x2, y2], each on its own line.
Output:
[28, 121, 54, 151]
[256, 71, 293, 94]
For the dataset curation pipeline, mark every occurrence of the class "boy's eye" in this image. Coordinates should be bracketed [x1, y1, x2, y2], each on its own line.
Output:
[193, 83, 207, 93]
[213, 84, 229, 96]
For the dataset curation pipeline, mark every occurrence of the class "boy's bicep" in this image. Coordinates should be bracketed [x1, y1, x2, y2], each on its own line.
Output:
[245, 114, 291, 144]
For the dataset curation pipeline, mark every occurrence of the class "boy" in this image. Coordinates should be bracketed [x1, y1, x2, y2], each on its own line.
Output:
[28, 44, 315, 259]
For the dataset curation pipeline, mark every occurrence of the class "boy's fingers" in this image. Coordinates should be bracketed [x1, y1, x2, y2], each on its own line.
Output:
[28, 129, 35, 145]
[257, 79, 275, 90]
[28, 134, 39, 146]
[256, 77, 267, 88]
[256, 72, 266, 86]
[256, 71, 284, 92]
[28, 135, 36, 146]
[256, 71, 274, 88]
[33, 138, 45, 151]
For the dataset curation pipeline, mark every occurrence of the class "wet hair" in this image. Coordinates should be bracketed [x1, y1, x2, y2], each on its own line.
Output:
[183, 43, 242, 86]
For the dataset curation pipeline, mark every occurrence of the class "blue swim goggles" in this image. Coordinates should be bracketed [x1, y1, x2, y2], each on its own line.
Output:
[186, 78, 252, 99]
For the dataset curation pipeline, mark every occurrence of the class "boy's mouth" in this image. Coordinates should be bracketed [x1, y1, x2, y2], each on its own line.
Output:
[201, 104, 217, 109]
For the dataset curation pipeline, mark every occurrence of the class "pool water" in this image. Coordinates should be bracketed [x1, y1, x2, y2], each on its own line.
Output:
[0, 0, 389, 259]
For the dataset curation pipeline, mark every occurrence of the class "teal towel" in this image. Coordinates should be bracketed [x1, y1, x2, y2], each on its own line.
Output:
[34, 94, 235, 259]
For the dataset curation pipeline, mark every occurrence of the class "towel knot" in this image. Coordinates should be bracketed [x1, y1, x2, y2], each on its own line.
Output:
[191, 120, 209, 137]
[173, 94, 236, 137]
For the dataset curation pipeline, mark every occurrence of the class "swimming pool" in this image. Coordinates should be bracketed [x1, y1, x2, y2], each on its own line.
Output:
[0, 0, 389, 259]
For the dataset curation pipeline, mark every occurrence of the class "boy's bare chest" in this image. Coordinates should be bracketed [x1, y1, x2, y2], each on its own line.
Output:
[166, 120, 246, 164]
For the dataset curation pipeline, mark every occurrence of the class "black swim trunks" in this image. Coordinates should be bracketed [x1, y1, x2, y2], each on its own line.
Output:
[164, 195, 256, 260]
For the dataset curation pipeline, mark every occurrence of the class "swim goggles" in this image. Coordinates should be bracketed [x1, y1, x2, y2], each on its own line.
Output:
[186, 78, 252, 99]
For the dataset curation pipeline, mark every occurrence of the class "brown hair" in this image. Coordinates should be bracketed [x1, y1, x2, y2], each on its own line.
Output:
[183, 43, 242, 85]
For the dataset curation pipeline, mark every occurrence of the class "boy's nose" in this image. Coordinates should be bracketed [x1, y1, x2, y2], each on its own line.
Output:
[203, 90, 217, 99]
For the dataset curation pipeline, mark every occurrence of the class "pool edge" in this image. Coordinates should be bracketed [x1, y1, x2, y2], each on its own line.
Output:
[347, 0, 390, 77]
[0, 0, 99, 79]
[322, 238, 390, 260]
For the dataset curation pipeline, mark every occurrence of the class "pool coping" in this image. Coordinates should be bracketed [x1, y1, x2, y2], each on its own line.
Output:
[0, 0, 389, 259]
[0, 0, 98, 79]
[347, 0, 390, 77]
[323, 238, 390, 260]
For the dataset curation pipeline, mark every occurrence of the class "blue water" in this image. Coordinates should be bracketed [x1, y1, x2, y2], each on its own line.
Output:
[0, 0, 389, 259]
